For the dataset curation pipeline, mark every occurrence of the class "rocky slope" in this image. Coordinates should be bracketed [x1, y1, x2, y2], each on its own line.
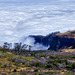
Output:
[29, 31, 75, 51]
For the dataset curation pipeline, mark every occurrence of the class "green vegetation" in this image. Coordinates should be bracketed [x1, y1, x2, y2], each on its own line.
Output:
[0, 48, 75, 75]
[44, 72, 56, 74]
[34, 69, 39, 72]
[13, 69, 17, 72]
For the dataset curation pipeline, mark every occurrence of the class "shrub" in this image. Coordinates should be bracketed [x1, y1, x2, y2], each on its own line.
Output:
[49, 56, 56, 59]
[12, 57, 16, 62]
[31, 53, 35, 57]
[53, 59, 67, 63]
[34, 69, 39, 72]
[46, 64, 53, 68]
[35, 62, 47, 68]
[35, 62, 40, 67]
[15, 59, 21, 64]
[30, 61, 36, 66]
[21, 60, 27, 64]
[71, 56, 75, 59]
[44, 72, 56, 74]
[66, 64, 72, 71]
[72, 63, 75, 69]
[13, 69, 17, 72]
[66, 63, 75, 71]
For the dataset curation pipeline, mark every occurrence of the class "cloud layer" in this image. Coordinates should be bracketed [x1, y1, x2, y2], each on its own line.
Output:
[0, 3, 75, 47]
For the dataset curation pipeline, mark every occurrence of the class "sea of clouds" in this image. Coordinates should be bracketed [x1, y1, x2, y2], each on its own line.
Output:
[0, 0, 75, 50]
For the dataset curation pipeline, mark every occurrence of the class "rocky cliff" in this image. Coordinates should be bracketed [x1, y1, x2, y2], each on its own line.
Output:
[29, 31, 75, 51]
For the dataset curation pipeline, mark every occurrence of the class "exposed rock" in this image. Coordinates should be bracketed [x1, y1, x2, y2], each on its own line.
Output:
[29, 31, 75, 51]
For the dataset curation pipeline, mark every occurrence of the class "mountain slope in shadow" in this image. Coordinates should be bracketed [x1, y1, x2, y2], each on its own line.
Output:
[29, 31, 75, 51]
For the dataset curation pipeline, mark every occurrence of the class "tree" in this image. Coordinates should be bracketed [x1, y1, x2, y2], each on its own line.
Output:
[14, 43, 21, 52]
[3, 42, 10, 49]
[21, 44, 28, 49]
[29, 45, 32, 51]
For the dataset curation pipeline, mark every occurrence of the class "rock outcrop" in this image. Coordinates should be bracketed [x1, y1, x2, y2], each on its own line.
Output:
[29, 31, 75, 51]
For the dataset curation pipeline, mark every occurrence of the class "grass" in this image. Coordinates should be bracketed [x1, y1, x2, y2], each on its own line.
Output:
[0, 48, 75, 75]
[0, 50, 38, 73]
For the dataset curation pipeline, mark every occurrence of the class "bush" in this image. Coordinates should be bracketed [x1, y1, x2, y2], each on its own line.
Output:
[72, 63, 75, 69]
[66, 63, 75, 71]
[49, 56, 56, 59]
[34, 69, 39, 72]
[48, 59, 67, 64]
[66, 64, 73, 71]
[12, 57, 16, 62]
[21, 60, 27, 64]
[15, 59, 21, 64]
[46, 64, 53, 68]
[71, 56, 75, 59]
[44, 72, 56, 74]
[13, 69, 17, 72]
[35, 62, 40, 67]
[30, 61, 37, 66]
[35, 62, 47, 68]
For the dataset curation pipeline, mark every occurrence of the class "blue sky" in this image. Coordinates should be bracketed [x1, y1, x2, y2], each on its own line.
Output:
[0, 0, 75, 5]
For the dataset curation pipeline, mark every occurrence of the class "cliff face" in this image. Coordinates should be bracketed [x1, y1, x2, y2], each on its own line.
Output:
[48, 36, 75, 51]
[29, 31, 75, 50]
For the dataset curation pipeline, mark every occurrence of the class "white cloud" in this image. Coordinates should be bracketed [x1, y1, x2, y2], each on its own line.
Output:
[0, 5, 75, 49]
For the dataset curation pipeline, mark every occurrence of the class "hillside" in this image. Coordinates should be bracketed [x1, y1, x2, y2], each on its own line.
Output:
[0, 48, 75, 75]
[0, 31, 75, 75]
[29, 31, 75, 51]
[56, 31, 75, 38]
[49, 31, 75, 50]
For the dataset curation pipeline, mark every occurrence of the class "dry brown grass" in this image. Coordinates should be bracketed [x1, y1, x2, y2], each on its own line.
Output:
[56, 31, 75, 38]
[61, 49, 75, 53]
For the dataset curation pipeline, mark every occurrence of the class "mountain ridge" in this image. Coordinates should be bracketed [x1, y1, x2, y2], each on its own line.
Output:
[29, 31, 75, 51]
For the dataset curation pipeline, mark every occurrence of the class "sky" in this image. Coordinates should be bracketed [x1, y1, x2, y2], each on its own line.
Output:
[0, 0, 75, 49]
[0, 0, 75, 5]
